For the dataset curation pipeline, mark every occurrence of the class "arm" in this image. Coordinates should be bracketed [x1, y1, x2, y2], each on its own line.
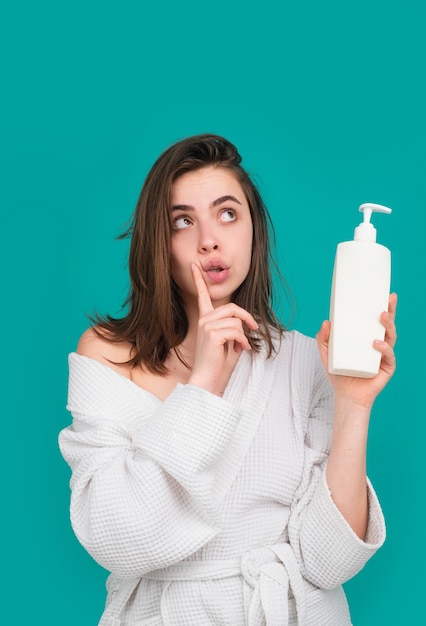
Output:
[59, 264, 257, 580]
[287, 330, 389, 589]
[317, 293, 397, 539]
[59, 355, 242, 580]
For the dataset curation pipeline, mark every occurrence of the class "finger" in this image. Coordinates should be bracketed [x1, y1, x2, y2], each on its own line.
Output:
[212, 302, 259, 330]
[388, 292, 398, 318]
[316, 321, 330, 371]
[316, 320, 330, 347]
[380, 294, 398, 348]
[233, 341, 243, 354]
[212, 327, 252, 351]
[373, 339, 396, 377]
[191, 262, 214, 314]
[203, 317, 253, 349]
[380, 313, 397, 348]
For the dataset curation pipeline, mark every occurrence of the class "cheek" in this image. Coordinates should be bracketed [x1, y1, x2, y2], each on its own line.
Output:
[170, 240, 190, 284]
[242, 225, 254, 270]
[169, 241, 179, 278]
[170, 234, 184, 262]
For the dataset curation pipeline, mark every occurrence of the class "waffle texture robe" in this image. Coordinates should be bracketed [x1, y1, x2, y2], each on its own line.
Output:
[59, 330, 386, 626]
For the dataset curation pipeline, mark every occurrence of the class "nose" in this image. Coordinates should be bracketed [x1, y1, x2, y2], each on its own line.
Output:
[198, 224, 220, 253]
[199, 239, 219, 253]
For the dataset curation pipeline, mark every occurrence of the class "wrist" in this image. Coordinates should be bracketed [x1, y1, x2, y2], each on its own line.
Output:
[333, 388, 375, 412]
[187, 375, 222, 397]
[333, 394, 372, 425]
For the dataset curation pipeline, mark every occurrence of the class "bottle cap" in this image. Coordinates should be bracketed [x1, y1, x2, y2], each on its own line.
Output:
[354, 203, 392, 242]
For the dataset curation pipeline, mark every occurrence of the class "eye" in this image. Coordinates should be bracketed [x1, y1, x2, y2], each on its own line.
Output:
[173, 215, 193, 230]
[219, 209, 237, 223]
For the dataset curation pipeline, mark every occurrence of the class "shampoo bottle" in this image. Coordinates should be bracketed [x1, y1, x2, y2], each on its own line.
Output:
[328, 203, 392, 378]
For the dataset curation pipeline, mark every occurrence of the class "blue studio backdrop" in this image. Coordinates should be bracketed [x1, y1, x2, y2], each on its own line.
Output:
[1, 1, 424, 624]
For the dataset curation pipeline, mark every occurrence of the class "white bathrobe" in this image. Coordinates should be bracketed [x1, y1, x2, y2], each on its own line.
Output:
[59, 330, 386, 626]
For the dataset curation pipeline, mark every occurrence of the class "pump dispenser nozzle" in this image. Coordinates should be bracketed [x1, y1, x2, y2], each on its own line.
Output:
[354, 203, 392, 242]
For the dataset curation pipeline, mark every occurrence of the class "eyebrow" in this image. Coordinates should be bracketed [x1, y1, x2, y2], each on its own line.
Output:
[172, 195, 242, 212]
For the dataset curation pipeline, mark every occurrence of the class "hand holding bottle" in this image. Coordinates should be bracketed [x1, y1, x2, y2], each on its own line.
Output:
[317, 292, 397, 409]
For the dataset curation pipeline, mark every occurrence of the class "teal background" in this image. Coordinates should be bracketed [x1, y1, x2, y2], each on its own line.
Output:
[1, 0, 423, 624]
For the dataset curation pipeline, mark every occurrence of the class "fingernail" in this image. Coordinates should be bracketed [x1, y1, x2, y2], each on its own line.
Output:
[374, 340, 384, 346]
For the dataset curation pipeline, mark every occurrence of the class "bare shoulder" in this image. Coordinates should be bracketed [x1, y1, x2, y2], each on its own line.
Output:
[76, 327, 132, 378]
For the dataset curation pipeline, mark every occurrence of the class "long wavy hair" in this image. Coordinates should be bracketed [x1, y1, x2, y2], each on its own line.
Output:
[93, 133, 287, 372]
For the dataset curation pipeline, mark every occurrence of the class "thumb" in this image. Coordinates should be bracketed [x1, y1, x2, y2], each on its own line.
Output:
[316, 320, 330, 369]
[316, 320, 330, 346]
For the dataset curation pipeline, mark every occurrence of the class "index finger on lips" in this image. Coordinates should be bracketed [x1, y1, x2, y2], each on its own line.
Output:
[191, 262, 214, 314]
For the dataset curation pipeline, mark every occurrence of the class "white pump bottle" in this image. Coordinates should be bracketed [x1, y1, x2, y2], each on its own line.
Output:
[328, 203, 392, 378]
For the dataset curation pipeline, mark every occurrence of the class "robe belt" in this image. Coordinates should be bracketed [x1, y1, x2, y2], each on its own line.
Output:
[145, 543, 307, 626]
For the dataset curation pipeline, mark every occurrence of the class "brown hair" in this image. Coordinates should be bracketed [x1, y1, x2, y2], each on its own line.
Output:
[93, 133, 287, 372]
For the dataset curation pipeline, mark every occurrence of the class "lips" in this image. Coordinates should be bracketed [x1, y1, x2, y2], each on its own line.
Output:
[203, 259, 229, 272]
[202, 259, 230, 284]
[206, 266, 225, 273]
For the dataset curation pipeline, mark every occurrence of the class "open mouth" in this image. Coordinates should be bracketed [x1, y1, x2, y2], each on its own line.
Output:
[203, 262, 230, 283]
[203, 260, 229, 272]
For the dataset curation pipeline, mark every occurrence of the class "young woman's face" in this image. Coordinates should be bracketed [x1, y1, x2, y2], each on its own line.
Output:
[170, 166, 253, 308]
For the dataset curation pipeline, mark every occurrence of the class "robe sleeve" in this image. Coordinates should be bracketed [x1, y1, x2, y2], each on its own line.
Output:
[287, 334, 386, 589]
[58, 354, 242, 579]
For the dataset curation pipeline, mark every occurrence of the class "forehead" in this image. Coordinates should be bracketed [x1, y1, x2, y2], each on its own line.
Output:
[172, 167, 246, 204]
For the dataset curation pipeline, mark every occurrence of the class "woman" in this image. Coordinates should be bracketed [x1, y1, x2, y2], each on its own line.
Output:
[59, 134, 397, 625]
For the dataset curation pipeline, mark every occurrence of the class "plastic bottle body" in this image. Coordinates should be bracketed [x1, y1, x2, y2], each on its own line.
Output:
[328, 240, 391, 378]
